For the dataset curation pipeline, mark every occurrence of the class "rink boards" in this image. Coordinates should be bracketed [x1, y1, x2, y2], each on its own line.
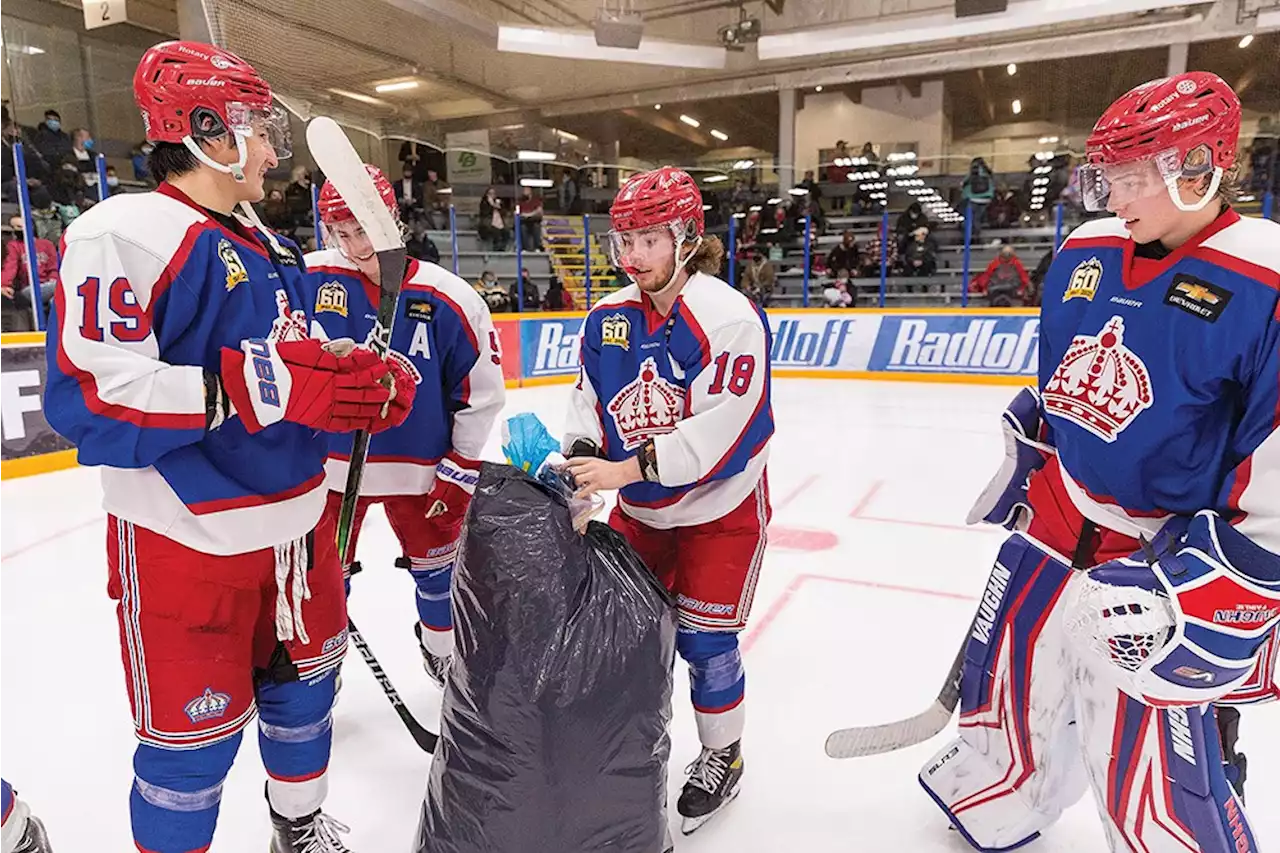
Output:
[0, 308, 1036, 479]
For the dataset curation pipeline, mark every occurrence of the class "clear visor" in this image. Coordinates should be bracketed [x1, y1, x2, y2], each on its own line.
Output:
[227, 102, 292, 159]
[605, 223, 680, 272]
[322, 218, 376, 262]
[1079, 145, 1217, 212]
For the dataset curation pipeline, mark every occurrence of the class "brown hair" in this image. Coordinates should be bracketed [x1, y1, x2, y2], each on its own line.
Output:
[686, 234, 726, 276]
[1215, 162, 1242, 206]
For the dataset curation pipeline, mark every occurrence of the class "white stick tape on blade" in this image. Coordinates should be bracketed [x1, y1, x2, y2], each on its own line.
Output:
[305, 116, 403, 253]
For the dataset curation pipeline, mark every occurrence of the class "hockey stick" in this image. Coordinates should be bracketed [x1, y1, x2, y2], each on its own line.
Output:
[305, 115, 406, 569]
[307, 117, 437, 753]
[347, 616, 439, 752]
[824, 639, 965, 758]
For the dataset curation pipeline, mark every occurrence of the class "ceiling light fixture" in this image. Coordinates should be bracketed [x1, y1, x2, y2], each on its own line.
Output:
[1007, 63, 1017, 75]
[374, 80, 419, 93]
[1238, 33, 1254, 47]
[520, 178, 555, 188]
[327, 88, 391, 107]
[710, 129, 729, 141]
[1012, 98, 1023, 115]
[680, 114, 701, 127]
[517, 150, 556, 161]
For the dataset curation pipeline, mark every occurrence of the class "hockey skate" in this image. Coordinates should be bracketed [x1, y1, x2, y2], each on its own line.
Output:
[413, 621, 451, 689]
[269, 805, 353, 853]
[7, 815, 52, 853]
[677, 741, 743, 835]
[2, 791, 53, 853]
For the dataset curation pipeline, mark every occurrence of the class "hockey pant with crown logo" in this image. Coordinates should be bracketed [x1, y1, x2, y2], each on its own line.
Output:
[919, 458, 1269, 853]
[106, 516, 348, 853]
[609, 476, 770, 750]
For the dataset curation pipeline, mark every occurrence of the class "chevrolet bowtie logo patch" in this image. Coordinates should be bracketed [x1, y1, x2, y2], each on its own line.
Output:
[1164, 274, 1231, 323]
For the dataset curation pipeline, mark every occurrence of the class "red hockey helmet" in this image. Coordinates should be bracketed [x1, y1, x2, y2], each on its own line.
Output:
[610, 166, 705, 238]
[317, 164, 398, 224]
[1080, 71, 1240, 212]
[133, 40, 291, 179]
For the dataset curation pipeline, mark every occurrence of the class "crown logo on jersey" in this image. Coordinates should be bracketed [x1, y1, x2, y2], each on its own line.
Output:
[1063, 257, 1103, 302]
[268, 289, 309, 343]
[315, 281, 348, 317]
[601, 314, 631, 350]
[219, 239, 248, 292]
[1042, 315, 1153, 443]
[184, 687, 231, 723]
[606, 356, 685, 450]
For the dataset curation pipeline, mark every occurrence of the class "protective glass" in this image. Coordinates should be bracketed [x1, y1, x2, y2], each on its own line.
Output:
[228, 102, 292, 159]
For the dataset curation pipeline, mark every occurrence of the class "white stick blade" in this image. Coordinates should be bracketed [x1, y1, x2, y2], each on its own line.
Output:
[824, 702, 953, 758]
[305, 116, 402, 253]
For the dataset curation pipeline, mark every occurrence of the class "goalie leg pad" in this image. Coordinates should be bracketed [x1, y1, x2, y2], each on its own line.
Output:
[678, 627, 746, 750]
[1071, 673, 1260, 853]
[919, 534, 1088, 851]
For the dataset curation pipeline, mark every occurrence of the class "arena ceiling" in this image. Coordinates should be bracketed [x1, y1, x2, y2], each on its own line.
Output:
[31, 0, 1280, 156]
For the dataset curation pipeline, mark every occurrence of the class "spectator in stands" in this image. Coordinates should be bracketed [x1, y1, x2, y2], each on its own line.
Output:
[262, 187, 292, 234]
[423, 169, 448, 230]
[1028, 250, 1053, 308]
[986, 186, 1021, 229]
[50, 161, 88, 214]
[858, 227, 897, 279]
[543, 275, 571, 311]
[104, 165, 122, 196]
[558, 169, 579, 214]
[510, 268, 541, 312]
[33, 109, 72, 168]
[517, 186, 545, 251]
[394, 163, 424, 226]
[827, 230, 859, 275]
[823, 269, 854, 308]
[826, 141, 852, 213]
[478, 185, 511, 252]
[739, 249, 775, 307]
[1247, 116, 1277, 194]
[130, 141, 155, 183]
[899, 226, 938, 279]
[895, 202, 930, 244]
[284, 165, 313, 230]
[71, 128, 97, 188]
[474, 269, 510, 313]
[0, 119, 49, 202]
[970, 243, 1029, 306]
[398, 139, 428, 181]
[961, 157, 995, 232]
[406, 220, 441, 265]
[2, 213, 58, 313]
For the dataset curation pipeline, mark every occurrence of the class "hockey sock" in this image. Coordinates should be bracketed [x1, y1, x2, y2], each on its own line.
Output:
[130, 735, 240, 853]
[407, 560, 453, 638]
[257, 672, 335, 819]
[0, 773, 12, 824]
[678, 628, 746, 749]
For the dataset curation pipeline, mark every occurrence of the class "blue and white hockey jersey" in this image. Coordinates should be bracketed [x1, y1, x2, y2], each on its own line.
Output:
[44, 183, 330, 555]
[304, 252, 505, 496]
[564, 272, 774, 529]
[1040, 209, 1280, 558]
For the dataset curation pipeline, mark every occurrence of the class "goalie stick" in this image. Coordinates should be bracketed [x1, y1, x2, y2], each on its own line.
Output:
[307, 116, 437, 752]
[824, 635, 965, 759]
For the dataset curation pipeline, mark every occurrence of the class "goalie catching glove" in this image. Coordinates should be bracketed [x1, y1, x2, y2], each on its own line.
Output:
[218, 337, 416, 434]
[1064, 510, 1280, 706]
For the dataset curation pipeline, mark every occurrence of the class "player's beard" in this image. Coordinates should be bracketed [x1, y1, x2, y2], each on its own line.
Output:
[633, 255, 678, 294]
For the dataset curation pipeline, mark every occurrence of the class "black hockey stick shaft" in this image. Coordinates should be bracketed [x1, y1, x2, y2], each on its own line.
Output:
[347, 615, 438, 753]
[336, 246, 406, 567]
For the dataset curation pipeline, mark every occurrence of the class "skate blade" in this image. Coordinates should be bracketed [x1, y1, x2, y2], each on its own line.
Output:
[679, 787, 741, 836]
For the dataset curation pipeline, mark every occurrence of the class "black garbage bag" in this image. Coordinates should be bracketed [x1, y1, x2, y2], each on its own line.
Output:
[415, 462, 677, 853]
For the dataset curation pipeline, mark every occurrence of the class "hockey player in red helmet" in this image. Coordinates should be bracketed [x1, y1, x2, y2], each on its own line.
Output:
[308, 165, 504, 688]
[563, 167, 776, 835]
[44, 41, 416, 853]
[919, 71, 1279, 852]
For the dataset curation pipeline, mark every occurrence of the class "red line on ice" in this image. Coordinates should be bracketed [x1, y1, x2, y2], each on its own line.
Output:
[741, 572, 977, 654]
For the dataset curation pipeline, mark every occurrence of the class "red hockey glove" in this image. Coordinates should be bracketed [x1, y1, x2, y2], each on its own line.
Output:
[220, 337, 396, 434]
[368, 353, 416, 434]
[419, 452, 481, 571]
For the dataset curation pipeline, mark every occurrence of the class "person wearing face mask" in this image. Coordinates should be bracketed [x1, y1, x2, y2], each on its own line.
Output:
[71, 128, 97, 186]
[131, 140, 155, 182]
[32, 109, 72, 167]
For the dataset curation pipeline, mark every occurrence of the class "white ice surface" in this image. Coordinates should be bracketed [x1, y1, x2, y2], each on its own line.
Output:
[2, 379, 1276, 851]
